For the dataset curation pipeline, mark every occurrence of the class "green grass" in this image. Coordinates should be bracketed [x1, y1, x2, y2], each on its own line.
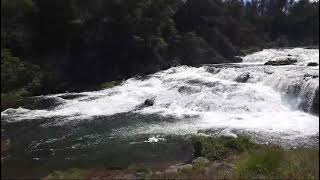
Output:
[237, 148, 319, 179]
[192, 135, 319, 179]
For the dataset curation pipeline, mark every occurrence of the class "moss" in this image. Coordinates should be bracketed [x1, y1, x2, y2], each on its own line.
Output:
[44, 168, 90, 180]
[100, 81, 121, 89]
[192, 135, 256, 161]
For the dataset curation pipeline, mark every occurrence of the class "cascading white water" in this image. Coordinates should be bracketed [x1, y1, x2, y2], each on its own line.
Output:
[1, 48, 319, 145]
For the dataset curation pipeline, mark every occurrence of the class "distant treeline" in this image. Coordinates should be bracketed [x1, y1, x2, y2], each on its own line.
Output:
[1, 0, 319, 95]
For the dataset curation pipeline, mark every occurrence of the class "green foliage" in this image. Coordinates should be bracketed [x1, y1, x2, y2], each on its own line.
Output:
[45, 168, 90, 180]
[100, 81, 121, 89]
[1, 0, 318, 95]
[192, 135, 255, 160]
[1, 0, 33, 17]
[1, 49, 38, 93]
[1, 89, 31, 110]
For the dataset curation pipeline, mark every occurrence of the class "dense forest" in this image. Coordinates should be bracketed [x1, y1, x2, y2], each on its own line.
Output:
[1, 0, 319, 101]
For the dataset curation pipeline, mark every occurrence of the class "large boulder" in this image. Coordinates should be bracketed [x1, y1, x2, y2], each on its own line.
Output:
[307, 62, 318, 66]
[235, 72, 251, 83]
[144, 99, 154, 106]
[264, 58, 297, 66]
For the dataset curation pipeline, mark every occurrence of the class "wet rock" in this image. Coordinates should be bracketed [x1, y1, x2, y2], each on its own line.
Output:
[186, 79, 221, 88]
[303, 74, 319, 79]
[24, 97, 64, 110]
[264, 58, 297, 66]
[307, 62, 318, 66]
[232, 56, 243, 63]
[311, 87, 319, 116]
[192, 157, 209, 166]
[144, 99, 154, 106]
[206, 67, 221, 74]
[58, 94, 86, 100]
[205, 162, 236, 177]
[177, 164, 193, 173]
[178, 86, 200, 94]
[165, 163, 182, 174]
[235, 72, 251, 83]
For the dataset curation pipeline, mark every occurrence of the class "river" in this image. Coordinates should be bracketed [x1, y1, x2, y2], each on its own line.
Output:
[1, 48, 319, 178]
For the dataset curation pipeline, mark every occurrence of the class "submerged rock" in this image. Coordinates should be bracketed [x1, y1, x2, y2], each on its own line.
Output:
[235, 72, 251, 83]
[144, 99, 154, 106]
[232, 56, 243, 63]
[206, 67, 221, 74]
[307, 62, 318, 66]
[58, 94, 86, 100]
[264, 58, 297, 66]
[178, 86, 200, 94]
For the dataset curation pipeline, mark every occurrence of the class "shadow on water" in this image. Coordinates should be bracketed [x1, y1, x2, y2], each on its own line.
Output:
[1, 113, 194, 179]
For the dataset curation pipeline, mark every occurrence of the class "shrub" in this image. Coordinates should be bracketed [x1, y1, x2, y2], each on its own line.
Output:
[100, 81, 121, 89]
[192, 135, 255, 160]
[44, 168, 90, 180]
[1, 89, 31, 110]
[1, 49, 38, 92]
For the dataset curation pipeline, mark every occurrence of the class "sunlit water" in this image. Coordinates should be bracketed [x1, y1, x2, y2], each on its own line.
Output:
[1, 48, 319, 178]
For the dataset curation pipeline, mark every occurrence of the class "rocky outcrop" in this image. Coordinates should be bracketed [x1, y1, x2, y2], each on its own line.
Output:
[264, 58, 297, 66]
[235, 72, 251, 83]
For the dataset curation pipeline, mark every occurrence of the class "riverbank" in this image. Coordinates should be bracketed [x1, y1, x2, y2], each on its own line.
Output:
[40, 135, 319, 180]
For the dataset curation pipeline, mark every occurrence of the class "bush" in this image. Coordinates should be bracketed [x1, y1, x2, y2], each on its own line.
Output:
[44, 168, 90, 180]
[1, 0, 33, 17]
[1, 49, 38, 93]
[100, 81, 121, 89]
[192, 135, 255, 160]
[1, 89, 31, 110]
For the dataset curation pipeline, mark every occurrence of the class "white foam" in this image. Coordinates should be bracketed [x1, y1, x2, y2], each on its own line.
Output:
[1, 48, 319, 142]
[242, 48, 319, 65]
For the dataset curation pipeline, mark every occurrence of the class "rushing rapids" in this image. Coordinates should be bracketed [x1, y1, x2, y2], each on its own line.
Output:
[1, 48, 319, 177]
